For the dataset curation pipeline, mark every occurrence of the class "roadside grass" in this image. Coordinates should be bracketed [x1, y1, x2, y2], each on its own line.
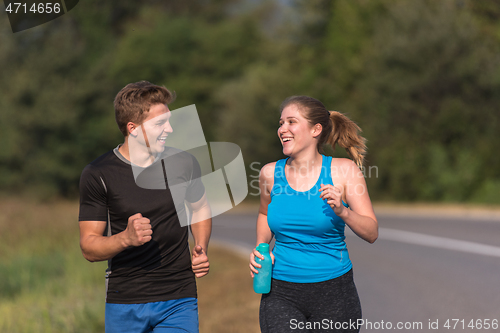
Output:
[0, 199, 260, 333]
[197, 245, 260, 333]
[0, 199, 106, 333]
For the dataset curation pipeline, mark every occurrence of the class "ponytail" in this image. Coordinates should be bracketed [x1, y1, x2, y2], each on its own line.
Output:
[327, 111, 366, 169]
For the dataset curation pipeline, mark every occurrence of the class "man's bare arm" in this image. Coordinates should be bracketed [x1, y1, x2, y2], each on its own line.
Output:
[187, 194, 212, 278]
[79, 213, 152, 262]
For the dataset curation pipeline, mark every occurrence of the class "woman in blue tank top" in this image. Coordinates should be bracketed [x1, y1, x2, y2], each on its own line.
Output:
[249, 96, 378, 333]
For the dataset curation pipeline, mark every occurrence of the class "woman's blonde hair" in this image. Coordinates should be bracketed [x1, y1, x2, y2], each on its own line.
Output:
[280, 96, 367, 168]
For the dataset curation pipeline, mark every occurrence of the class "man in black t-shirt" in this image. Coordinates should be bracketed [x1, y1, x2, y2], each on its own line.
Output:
[79, 81, 211, 333]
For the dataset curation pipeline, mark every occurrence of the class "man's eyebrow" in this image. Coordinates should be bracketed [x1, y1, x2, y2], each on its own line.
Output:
[154, 115, 170, 123]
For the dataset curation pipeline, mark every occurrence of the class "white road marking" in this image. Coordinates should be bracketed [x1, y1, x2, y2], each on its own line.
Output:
[379, 228, 500, 258]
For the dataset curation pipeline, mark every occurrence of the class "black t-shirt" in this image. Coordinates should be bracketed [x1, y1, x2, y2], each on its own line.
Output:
[79, 146, 205, 304]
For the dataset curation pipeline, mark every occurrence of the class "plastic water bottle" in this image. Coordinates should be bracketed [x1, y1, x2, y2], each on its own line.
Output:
[253, 243, 272, 294]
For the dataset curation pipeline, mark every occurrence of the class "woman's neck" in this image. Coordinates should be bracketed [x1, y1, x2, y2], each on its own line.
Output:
[286, 150, 322, 171]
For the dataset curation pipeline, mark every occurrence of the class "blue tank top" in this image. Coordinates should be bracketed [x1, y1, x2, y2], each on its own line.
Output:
[267, 155, 352, 283]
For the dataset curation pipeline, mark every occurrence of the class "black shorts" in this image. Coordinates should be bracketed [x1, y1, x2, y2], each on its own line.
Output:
[259, 269, 362, 333]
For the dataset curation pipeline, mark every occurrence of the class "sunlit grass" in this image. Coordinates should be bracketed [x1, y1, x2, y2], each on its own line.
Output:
[0, 199, 260, 333]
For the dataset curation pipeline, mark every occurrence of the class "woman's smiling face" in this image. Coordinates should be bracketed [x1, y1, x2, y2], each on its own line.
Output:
[278, 104, 318, 156]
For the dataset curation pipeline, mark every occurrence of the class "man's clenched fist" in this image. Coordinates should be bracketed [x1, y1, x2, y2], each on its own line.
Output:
[125, 213, 152, 247]
[191, 245, 210, 278]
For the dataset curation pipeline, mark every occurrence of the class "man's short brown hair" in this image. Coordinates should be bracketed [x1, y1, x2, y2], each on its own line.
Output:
[114, 81, 176, 136]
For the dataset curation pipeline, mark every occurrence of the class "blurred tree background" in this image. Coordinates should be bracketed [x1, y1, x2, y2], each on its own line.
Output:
[0, 0, 499, 203]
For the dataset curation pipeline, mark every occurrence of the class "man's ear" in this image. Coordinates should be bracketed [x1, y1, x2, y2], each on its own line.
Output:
[127, 122, 138, 137]
[312, 123, 322, 138]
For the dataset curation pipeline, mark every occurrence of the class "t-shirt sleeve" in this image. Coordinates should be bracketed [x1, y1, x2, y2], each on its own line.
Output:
[79, 164, 108, 222]
[185, 154, 205, 203]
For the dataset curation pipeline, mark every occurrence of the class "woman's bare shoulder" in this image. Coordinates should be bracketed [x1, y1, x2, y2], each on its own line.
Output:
[330, 157, 362, 180]
[330, 157, 356, 167]
[260, 162, 277, 181]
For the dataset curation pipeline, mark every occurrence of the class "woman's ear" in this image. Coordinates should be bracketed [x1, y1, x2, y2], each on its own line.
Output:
[312, 123, 322, 138]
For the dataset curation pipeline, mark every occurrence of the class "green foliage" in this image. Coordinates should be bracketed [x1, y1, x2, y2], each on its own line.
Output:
[0, 0, 265, 197]
[1, 0, 499, 203]
[109, 5, 264, 140]
[347, 0, 500, 201]
[215, 52, 304, 167]
[470, 179, 500, 204]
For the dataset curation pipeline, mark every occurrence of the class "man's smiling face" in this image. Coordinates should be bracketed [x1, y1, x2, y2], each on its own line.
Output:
[137, 103, 173, 155]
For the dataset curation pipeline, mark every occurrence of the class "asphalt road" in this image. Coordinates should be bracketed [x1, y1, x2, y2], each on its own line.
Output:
[210, 209, 500, 333]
